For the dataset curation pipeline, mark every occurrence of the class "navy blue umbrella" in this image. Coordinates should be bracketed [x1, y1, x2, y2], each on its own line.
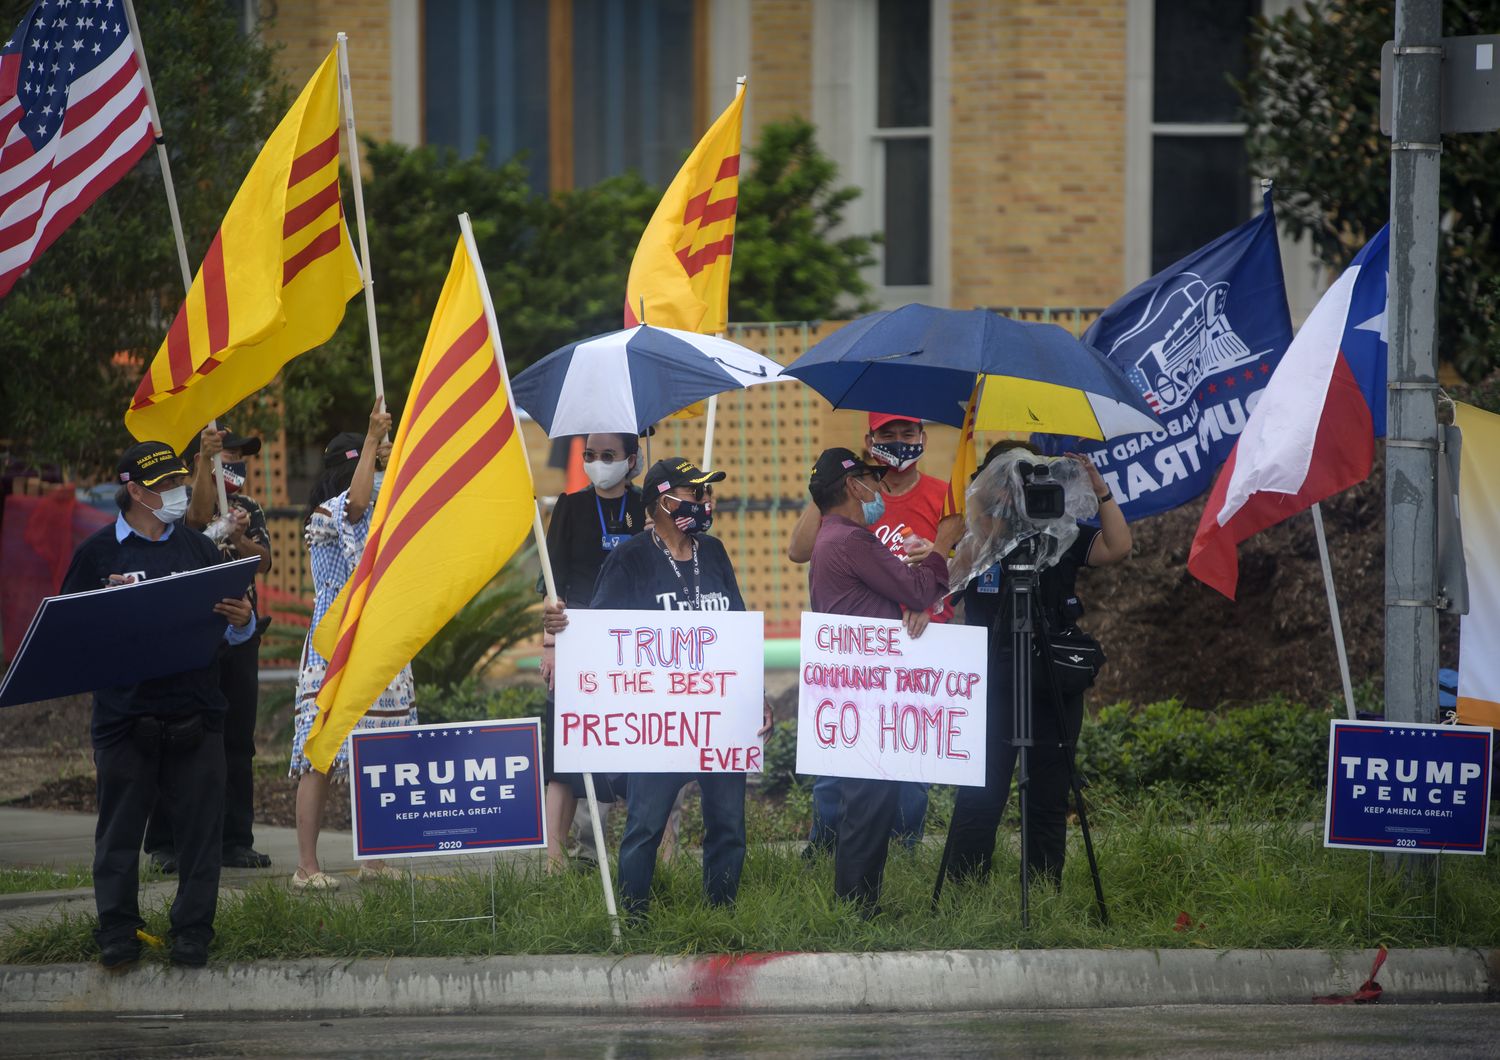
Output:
[512, 324, 785, 437]
[785, 304, 1160, 438]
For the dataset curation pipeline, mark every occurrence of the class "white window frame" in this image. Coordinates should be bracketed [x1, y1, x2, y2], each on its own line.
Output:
[814, 0, 949, 309]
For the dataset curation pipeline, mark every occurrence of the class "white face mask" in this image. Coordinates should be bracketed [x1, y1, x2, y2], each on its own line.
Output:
[149, 485, 189, 524]
[584, 459, 630, 490]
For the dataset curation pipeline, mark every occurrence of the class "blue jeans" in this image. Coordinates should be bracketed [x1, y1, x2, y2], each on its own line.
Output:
[619, 772, 746, 915]
[808, 776, 929, 850]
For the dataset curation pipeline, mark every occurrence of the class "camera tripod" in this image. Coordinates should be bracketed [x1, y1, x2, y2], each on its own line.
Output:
[932, 534, 1109, 929]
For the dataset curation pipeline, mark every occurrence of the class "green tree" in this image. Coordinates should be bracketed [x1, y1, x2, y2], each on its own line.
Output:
[0, 0, 290, 473]
[284, 119, 876, 445]
[730, 117, 878, 323]
[1239, 0, 1500, 378]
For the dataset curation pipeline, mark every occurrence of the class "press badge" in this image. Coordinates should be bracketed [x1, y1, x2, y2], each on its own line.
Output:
[976, 565, 1001, 594]
[601, 533, 628, 551]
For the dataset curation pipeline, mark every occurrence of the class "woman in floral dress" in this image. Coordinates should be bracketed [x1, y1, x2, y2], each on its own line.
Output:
[290, 404, 417, 892]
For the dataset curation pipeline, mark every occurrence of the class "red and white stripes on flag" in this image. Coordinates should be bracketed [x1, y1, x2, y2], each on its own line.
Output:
[0, 1, 154, 298]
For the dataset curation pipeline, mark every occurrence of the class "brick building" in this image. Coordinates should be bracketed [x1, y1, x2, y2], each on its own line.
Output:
[250, 0, 1322, 318]
[238, 1, 1327, 650]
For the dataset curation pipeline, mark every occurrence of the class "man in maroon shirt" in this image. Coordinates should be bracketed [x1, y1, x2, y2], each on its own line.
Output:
[806, 447, 965, 913]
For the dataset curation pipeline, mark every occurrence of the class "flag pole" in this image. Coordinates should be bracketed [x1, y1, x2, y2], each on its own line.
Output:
[122, 0, 229, 516]
[459, 213, 623, 944]
[1311, 503, 1358, 720]
[335, 33, 386, 406]
[696, 74, 744, 473]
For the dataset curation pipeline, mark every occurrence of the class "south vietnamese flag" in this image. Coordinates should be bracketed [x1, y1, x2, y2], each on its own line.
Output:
[1188, 226, 1389, 599]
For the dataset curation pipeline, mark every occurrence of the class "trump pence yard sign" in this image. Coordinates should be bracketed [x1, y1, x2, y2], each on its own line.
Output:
[1324, 720, 1493, 855]
[349, 720, 546, 859]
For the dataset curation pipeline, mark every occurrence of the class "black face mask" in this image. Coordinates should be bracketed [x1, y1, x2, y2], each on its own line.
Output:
[663, 497, 713, 534]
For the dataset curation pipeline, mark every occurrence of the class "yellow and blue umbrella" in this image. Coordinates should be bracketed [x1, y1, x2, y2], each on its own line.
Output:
[785, 304, 1161, 439]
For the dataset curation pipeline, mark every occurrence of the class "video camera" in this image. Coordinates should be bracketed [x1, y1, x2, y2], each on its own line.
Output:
[1015, 460, 1067, 521]
[947, 450, 1099, 592]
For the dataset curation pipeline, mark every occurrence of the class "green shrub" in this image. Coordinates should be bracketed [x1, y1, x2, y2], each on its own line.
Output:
[415, 678, 547, 726]
[1076, 698, 1332, 797]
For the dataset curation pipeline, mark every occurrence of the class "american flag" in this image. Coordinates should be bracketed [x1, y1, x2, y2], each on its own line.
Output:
[0, 0, 154, 298]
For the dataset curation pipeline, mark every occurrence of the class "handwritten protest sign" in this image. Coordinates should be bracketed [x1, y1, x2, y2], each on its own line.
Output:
[555, 609, 765, 774]
[348, 720, 545, 859]
[795, 612, 987, 786]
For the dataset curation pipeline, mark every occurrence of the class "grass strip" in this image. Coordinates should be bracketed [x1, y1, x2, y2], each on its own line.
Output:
[3, 796, 1495, 962]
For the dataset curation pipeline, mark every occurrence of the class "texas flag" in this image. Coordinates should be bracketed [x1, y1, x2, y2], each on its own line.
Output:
[1188, 226, 1389, 599]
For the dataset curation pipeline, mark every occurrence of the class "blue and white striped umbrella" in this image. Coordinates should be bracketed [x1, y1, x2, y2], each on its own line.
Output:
[512, 324, 787, 437]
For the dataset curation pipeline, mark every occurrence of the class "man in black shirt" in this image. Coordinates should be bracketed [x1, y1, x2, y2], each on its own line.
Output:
[543, 457, 770, 916]
[59, 442, 255, 970]
[145, 424, 273, 873]
[942, 441, 1131, 888]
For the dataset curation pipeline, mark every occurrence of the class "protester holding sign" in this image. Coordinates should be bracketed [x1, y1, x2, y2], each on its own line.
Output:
[543, 457, 771, 916]
[804, 447, 964, 913]
[791, 414, 953, 853]
[58, 442, 256, 970]
[538, 431, 646, 871]
[145, 424, 274, 876]
[288, 408, 418, 893]
[942, 440, 1131, 889]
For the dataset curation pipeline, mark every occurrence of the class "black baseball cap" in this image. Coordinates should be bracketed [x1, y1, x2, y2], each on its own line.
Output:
[642, 457, 726, 500]
[117, 441, 189, 488]
[322, 431, 365, 468]
[808, 447, 888, 493]
[181, 423, 262, 462]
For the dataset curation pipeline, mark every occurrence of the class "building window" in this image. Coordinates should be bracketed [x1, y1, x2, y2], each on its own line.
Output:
[424, 0, 551, 191]
[422, 0, 701, 193]
[572, 0, 698, 188]
[875, 0, 932, 287]
[1148, 0, 1256, 274]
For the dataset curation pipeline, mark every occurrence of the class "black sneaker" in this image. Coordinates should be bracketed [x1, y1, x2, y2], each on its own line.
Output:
[99, 939, 140, 970]
[221, 846, 272, 869]
[170, 937, 209, 968]
[147, 849, 178, 875]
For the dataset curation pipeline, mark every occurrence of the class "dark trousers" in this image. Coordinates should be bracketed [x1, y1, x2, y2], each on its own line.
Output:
[832, 777, 902, 908]
[945, 646, 1084, 886]
[145, 635, 259, 854]
[94, 726, 225, 949]
[618, 772, 746, 915]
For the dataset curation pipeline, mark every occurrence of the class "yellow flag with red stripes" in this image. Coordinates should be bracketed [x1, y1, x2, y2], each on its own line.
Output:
[944, 378, 982, 517]
[303, 237, 534, 771]
[623, 82, 744, 334]
[124, 48, 361, 452]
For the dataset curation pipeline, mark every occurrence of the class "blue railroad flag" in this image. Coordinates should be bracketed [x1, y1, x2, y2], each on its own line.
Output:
[1039, 191, 1293, 520]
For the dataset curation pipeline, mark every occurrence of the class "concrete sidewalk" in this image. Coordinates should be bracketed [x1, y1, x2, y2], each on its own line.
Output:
[2, 948, 1494, 1016]
[0, 805, 361, 877]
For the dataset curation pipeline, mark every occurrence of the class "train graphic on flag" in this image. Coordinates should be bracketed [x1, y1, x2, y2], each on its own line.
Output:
[1105, 274, 1256, 414]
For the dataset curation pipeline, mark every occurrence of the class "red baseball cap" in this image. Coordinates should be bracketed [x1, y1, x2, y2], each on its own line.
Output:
[868, 411, 923, 432]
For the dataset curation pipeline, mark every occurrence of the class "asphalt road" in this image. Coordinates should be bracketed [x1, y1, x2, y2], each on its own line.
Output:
[8, 1006, 1500, 1058]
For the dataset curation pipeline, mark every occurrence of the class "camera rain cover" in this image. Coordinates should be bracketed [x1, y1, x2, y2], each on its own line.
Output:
[947, 452, 1099, 594]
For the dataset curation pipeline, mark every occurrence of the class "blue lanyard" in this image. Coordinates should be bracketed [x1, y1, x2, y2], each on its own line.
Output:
[595, 491, 627, 536]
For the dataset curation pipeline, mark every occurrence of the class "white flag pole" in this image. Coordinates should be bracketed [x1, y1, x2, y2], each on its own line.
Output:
[459, 213, 622, 943]
[1311, 502, 1358, 720]
[335, 33, 386, 406]
[698, 77, 747, 473]
[122, 0, 230, 516]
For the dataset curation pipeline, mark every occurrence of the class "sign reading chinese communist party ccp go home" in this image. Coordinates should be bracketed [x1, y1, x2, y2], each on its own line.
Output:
[349, 720, 546, 859]
[796, 613, 988, 786]
[554, 609, 766, 773]
[1324, 720, 1493, 854]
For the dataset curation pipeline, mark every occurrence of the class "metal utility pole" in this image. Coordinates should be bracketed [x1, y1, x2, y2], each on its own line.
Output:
[1385, 0, 1443, 726]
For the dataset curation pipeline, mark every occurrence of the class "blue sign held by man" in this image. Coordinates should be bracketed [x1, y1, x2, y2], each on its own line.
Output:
[349, 720, 547, 859]
[1324, 720, 1493, 855]
[1041, 191, 1294, 520]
